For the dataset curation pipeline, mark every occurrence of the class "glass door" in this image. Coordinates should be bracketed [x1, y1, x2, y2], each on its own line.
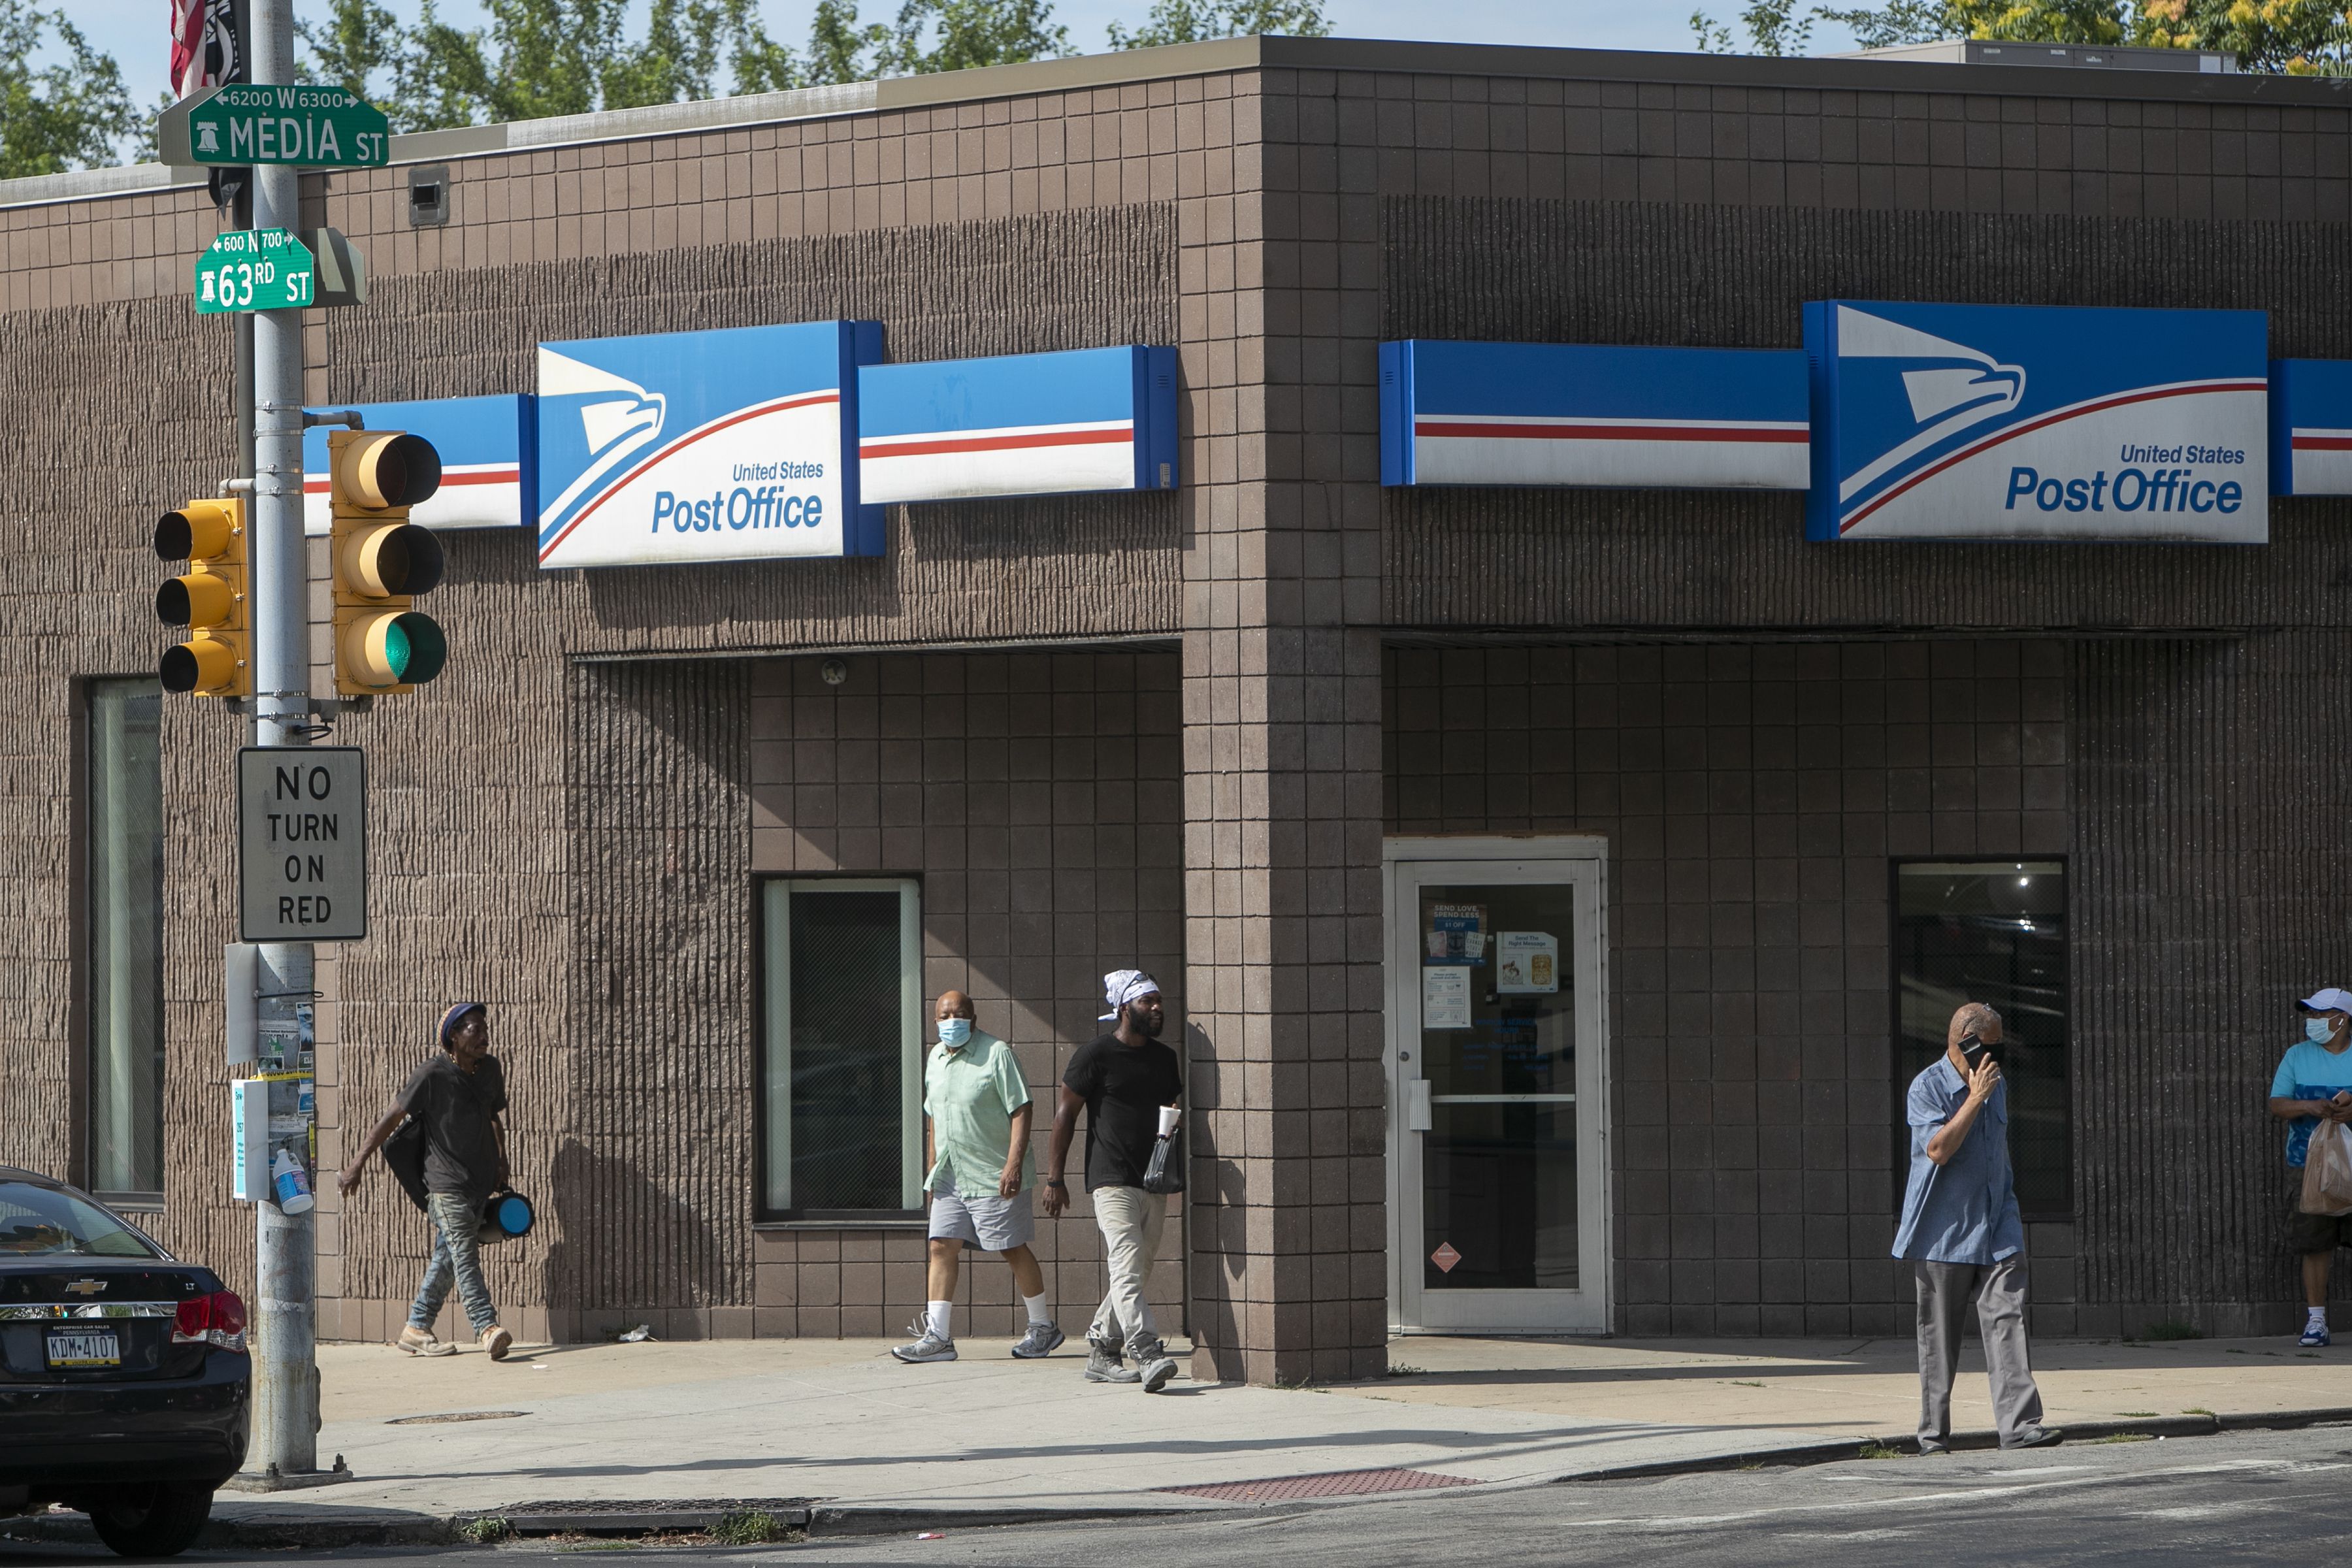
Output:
[1386, 840, 1610, 1334]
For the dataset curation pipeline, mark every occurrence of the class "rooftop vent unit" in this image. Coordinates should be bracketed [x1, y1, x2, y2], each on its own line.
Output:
[1848, 39, 2238, 73]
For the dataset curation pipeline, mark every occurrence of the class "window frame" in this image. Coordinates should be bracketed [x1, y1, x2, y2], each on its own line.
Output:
[755, 875, 924, 1225]
[1887, 855, 2073, 1225]
[79, 676, 167, 1213]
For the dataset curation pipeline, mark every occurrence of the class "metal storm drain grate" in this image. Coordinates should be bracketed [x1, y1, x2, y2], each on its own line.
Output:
[1158, 1467, 1478, 1502]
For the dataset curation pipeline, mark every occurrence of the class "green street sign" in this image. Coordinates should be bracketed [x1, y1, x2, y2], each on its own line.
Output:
[159, 84, 391, 169]
[193, 228, 368, 314]
[195, 229, 316, 313]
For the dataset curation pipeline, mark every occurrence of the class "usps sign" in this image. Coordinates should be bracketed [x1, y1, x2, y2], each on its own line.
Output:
[1806, 301, 2269, 543]
[303, 395, 534, 536]
[536, 320, 884, 568]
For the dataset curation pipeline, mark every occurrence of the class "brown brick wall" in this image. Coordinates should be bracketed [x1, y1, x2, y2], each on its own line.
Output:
[16, 46, 2352, 1362]
[745, 649, 1187, 1341]
[1384, 640, 2080, 1337]
[331, 647, 1186, 1343]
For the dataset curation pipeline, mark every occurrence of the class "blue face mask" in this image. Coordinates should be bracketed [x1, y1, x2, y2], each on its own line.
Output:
[938, 1018, 973, 1049]
[2309, 1017, 2338, 1045]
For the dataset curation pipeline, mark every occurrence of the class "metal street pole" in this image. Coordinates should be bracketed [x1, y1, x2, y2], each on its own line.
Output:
[245, 0, 320, 1478]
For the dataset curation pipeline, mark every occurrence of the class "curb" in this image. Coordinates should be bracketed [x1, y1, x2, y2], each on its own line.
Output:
[1558, 1403, 2352, 1484]
[5, 1499, 1211, 1552]
[806, 1503, 1211, 1536]
[14, 1407, 2351, 1552]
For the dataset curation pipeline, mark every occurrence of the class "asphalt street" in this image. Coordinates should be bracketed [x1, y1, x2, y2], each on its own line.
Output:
[7, 1426, 2352, 1567]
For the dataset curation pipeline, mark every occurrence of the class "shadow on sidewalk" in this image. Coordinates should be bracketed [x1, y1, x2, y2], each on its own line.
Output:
[350, 1416, 1797, 1490]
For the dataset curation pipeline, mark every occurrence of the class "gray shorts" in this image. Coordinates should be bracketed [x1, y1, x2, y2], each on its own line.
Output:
[927, 1173, 1035, 1252]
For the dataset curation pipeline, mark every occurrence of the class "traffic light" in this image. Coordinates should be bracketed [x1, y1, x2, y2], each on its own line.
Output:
[327, 430, 446, 695]
[154, 497, 250, 696]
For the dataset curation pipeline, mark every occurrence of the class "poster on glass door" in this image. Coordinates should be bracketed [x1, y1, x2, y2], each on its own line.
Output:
[1426, 904, 1486, 964]
[1495, 931, 1559, 994]
[1422, 966, 1471, 1029]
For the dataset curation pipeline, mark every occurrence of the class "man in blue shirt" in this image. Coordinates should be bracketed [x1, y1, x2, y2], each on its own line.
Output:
[2268, 987, 2352, 1347]
[1894, 1002, 2061, 1454]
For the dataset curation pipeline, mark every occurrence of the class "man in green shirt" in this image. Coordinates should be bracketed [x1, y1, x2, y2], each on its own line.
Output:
[892, 990, 1062, 1364]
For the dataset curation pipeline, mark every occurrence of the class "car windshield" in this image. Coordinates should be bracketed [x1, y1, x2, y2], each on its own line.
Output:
[0, 1183, 158, 1258]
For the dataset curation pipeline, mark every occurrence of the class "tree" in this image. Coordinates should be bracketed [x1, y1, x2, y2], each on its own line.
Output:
[298, 0, 1082, 123]
[0, 0, 137, 177]
[1810, 0, 1962, 46]
[1959, 0, 2125, 42]
[1691, 0, 1816, 54]
[2131, 0, 2352, 73]
[1699, 0, 2259, 55]
[808, 0, 1072, 79]
[1107, 0, 1331, 50]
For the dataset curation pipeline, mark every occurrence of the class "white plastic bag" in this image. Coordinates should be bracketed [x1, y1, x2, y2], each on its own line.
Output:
[2300, 1120, 2352, 1216]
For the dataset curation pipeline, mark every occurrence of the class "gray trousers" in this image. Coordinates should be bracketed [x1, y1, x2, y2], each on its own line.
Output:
[1914, 1255, 2045, 1448]
[1086, 1184, 1167, 1349]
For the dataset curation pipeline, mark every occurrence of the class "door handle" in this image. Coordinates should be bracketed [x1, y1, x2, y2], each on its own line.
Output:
[1407, 1079, 1432, 1133]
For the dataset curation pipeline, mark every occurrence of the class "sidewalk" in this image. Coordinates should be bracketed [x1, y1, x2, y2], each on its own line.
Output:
[191, 1329, 2352, 1540]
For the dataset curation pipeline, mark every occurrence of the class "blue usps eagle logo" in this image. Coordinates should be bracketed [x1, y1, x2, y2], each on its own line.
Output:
[1805, 301, 2268, 543]
[533, 321, 883, 570]
[537, 349, 668, 550]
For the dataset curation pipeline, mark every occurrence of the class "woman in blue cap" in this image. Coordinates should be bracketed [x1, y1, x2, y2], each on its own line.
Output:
[339, 1001, 512, 1359]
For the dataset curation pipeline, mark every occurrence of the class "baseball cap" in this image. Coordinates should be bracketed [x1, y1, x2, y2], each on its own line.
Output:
[2297, 988, 2352, 1016]
[440, 1001, 487, 1044]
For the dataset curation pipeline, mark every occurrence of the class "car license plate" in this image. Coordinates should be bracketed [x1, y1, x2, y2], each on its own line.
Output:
[44, 1330, 120, 1369]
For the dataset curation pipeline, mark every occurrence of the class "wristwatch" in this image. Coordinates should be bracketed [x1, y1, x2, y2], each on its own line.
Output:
[1045, 1179, 1066, 1188]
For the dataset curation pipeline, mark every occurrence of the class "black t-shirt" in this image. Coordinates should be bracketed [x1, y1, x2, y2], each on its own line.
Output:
[1062, 1033, 1181, 1192]
[398, 1054, 508, 1204]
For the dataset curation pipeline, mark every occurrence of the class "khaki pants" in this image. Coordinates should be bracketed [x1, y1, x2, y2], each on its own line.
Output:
[1086, 1184, 1168, 1349]
[1914, 1255, 2046, 1448]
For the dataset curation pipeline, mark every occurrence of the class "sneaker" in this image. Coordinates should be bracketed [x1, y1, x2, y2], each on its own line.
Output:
[1083, 1337, 1139, 1383]
[395, 1325, 455, 1358]
[2304, 1321, 2332, 1348]
[480, 1324, 512, 1361]
[1126, 1332, 1180, 1394]
[891, 1316, 958, 1364]
[1011, 1321, 1066, 1360]
[2003, 1426, 2065, 1450]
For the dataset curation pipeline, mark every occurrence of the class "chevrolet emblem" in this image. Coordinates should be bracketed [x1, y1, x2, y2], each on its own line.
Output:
[62, 1278, 106, 1297]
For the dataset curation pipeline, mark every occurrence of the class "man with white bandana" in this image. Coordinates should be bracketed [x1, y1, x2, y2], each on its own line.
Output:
[1044, 969, 1183, 1391]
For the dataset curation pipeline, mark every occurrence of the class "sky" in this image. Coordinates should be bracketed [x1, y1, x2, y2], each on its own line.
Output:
[68, 1, 1870, 114]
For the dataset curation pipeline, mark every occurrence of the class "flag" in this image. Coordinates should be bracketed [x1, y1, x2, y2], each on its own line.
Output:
[171, 0, 240, 99]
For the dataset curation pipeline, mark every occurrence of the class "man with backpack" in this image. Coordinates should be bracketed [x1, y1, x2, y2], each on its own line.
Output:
[338, 1002, 513, 1360]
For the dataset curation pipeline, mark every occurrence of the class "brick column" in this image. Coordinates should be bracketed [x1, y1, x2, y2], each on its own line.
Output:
[1183, 65, 1388, 1384]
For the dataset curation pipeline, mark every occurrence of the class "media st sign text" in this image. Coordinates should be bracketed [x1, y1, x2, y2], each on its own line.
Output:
[160, 84, 391, 169]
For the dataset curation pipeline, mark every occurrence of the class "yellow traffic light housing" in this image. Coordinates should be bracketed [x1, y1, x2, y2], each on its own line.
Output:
[328, 430, 447, 694]
[154, 497, 250, 696]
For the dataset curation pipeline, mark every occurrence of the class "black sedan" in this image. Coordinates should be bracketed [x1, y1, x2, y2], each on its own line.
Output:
[0, 1166, 249, 1556]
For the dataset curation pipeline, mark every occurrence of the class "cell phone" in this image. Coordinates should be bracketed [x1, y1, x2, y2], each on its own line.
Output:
[1959, 1033, 1991, 1065]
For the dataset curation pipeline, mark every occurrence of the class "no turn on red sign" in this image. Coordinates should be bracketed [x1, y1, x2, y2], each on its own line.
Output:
[237, 748, 367, 942]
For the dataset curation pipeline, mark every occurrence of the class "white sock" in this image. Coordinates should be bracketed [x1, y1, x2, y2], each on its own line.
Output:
[2310, 1306, 2328, 1328]
[1024, 1293, 1053, 1326]
[926, 1301, 953, 1339]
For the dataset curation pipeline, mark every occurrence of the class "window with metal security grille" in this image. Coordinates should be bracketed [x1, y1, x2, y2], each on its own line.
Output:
[759, 879, 922, 1220]
[85, 678, 166, 1206]
[1893, 860, 2071, 1220]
